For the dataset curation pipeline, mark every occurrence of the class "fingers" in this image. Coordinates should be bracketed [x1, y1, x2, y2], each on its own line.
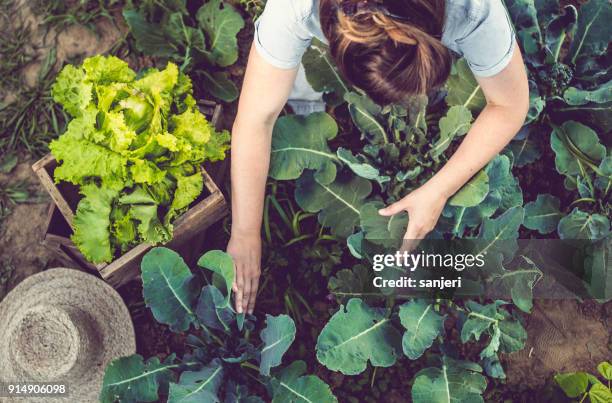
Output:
[241, 275, 251, 316]
[378, 200, 405, 216]
[247, 275, 260, 315]
[401, 220, 424, 253]
[235, 266, 244, 313]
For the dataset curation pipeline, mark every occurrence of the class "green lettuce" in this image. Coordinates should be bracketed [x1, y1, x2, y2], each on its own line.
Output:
[50, 55, 229, 263]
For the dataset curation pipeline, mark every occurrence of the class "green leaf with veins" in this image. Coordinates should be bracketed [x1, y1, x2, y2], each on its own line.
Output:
[168, 359, 223, 403]
[506, 137, 541, 167]
[316, 298, 401, 375]
[328, 264, 379, 303]
[489, 255, 543, 313]
[399, 300, 445, 360]
[445, 58, 486, 113]
[100, 355, 175, 403]
[476, 206, 524, 261]
[359, 201, 407, 249]
[568, 0, 612, 63]
[259, 314, 297, 376]
[337, 148, 390, 185]
[430, 105, 472, 158]
[72, 184, 119, 263]
[523, 194, 563, 234]
[345, 92, 388, 145]
[196, 0, 245, 67]
[449, 170, 489, 208]
[411, 356, 487, 403]
[303, 39, 348, 100]
[557, 208, 610, 240]
[551, 121, 606, 179]
[270, 113, 338, 185]
[270, 361, 338, 403]
[564, 79, 612, 105]
[555, 372, 589, 398]
[295, 171, 372, 238]
[142, 247, 199, 332]
[197, 250, 235, 308]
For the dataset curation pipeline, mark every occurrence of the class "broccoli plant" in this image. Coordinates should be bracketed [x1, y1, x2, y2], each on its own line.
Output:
[100, 247, 337, 402]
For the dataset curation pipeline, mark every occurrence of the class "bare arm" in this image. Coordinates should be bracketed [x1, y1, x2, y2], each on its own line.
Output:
[228, 44, 297, 314]
[380, 46, 530, 242]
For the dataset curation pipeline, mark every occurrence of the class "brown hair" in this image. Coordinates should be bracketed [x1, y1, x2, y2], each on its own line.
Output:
[320, 0, 451, 105]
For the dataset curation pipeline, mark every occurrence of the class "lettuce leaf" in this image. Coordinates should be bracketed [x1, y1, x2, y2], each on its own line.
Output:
[49, 55, 229, 263]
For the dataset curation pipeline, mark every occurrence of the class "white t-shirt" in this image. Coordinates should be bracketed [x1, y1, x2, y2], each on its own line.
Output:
[254, 0, 517, 77]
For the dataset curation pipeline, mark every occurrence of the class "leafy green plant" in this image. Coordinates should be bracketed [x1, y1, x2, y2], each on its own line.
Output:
[504, 0, 611, 239]
[49, 55, 230, 263]
[554, 361, 612, 403]
[121, 0, 245, 102]
[101, 247, 337, 402]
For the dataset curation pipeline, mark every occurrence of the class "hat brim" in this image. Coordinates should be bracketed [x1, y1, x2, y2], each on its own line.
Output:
[0, 268, 136, 403]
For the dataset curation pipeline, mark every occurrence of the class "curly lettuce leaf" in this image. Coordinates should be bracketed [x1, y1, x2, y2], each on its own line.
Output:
[50, 136, 128, 190]
[170, 171, 203, 213]
[72, 184, 119, 263]
[83, 55, 136, 84]
[51, 65, 93, 117]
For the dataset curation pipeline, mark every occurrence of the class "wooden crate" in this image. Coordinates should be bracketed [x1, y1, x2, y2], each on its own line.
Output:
[34, 101, 228, 288]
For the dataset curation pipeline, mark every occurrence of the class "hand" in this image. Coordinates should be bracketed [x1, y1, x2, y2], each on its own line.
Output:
[226, 232, 262, 314]
[378, 182, 449, 251]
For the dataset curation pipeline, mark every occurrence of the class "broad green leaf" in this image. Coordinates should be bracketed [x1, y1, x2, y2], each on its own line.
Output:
[337, 148, 390, 185]
[270, 113, 338, 184]
[505, 0, 543, 54]
[359, 201, 407, 246]
[564, 80, 612, 105]
[270, 361, 338, 403]
[100, 355, 175, 403]
[557, 208, 610, 240]
[195, 285, 234, 331]
[594, 156, 611, 193]
[550, 120, 606, 177]
[445, 59, 486, 113]
[72, 184, 119, 263]
[259, 314, 297, 376]
[295, 171, 372, 238]
[199, 71, 239, 102]
[316, 298, 401, 375]
[476, 206, 525, 261]
[345, 92, 388, 145]
[490, 255, 543, 313]
[568, 0, 612, 63]
[122, 9, 177, 58]
[430, 105, 472, 158]
[166, 12, 206, 54]
[168, 359, 223, 403]
[449, 170, 489, 207]
[598, 361, 612, 380]
[544, 5, 577, 63]
[302, 39, 348, 100]
[142, 247, 199, 331]
[411, 356, 487, 403]
[589, 383, 612, 403]
[197, 250, 235, 308]
[346, 231, 364, 259]
[196, 0, 244, 67]
[486, 155, 524, 211]
[482, 354, 506, 379]
[506, 137, 541, 167]
[523, 194, 563, 234]
[399, 300, 445, 360]
[555, 372, 589, 398]
[461, 301, 527, 356]
[328, 264, 378, 303]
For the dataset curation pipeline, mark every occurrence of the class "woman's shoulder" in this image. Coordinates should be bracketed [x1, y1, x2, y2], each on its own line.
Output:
[263, 0, 318, 22]
[445, 0, 504, 24]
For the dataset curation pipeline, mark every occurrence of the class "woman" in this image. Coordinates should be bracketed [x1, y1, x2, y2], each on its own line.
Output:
[228, 0, 529, 314]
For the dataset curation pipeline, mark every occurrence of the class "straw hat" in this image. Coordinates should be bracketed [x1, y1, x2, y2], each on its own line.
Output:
[0, 268, 136, 403]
